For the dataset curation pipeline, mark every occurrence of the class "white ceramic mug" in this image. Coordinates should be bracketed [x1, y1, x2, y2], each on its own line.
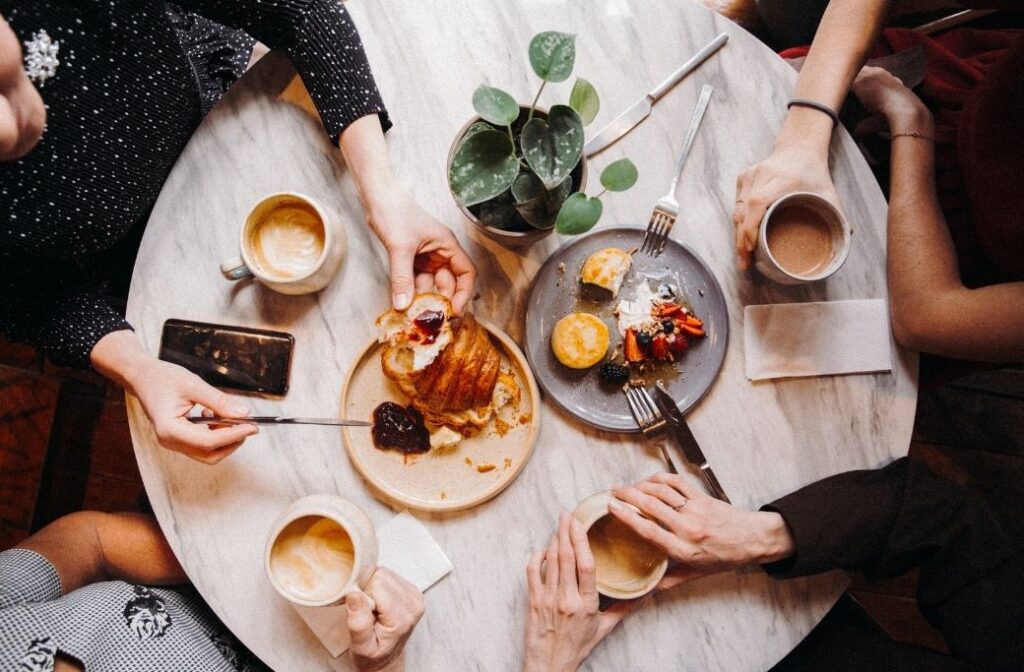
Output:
[572, 491, 668, 600]
[221, 192, 346, 295]
[753, 191, 852, 285]
[264, 494, 378, 608]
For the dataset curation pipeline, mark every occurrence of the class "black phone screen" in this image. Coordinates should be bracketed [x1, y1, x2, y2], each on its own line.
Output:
[158, 319, 294, 395]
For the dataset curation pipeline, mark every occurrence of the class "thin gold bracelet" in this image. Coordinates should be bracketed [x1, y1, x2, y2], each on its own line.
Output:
[890, 131, 934, 142]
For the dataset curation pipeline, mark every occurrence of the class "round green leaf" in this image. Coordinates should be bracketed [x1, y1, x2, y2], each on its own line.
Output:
[555, 192, 603, 235]
[448, 130, 519, 207]
[600, 158, 639, 192]
[521, 105, 584, 190]
[512, 172, 572, 229]
[472, 85, 519, 126]
[569, 78, 600, 126]
[529, 31, 576, 83]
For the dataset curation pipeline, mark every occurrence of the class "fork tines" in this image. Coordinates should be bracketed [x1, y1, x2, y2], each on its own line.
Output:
[624, 385, 665, 437]
[641, 209, 675, 257]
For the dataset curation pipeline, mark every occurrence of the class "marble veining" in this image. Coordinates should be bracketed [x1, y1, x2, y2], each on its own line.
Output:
[125, 1, 917, 670]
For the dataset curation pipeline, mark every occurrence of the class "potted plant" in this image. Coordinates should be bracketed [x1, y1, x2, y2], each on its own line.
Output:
[447, 31, 638, 246]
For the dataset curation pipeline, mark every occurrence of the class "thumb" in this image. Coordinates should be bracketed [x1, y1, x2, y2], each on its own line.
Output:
[346, 590, 376, 649]
[187, 379, 250, 418]
[596, 595, 646, 639]
[388, 244, 417, 311]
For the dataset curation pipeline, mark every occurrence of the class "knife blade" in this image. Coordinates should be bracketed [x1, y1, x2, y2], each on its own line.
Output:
[653, 383, 730, 503]
[189, 416, 371, 427]
[584, 32, 728, 158]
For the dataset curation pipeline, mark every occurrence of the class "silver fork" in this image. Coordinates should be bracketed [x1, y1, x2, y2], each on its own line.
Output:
[640, 84, 715, 257]
[623, 386, 677, 473]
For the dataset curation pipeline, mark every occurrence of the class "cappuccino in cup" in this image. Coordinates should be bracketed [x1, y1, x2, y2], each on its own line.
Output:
[573, 492, 668, 599]
[265, 495, 378, 607]
[222, 192, 347, 295]
[754, 192, 852, 285]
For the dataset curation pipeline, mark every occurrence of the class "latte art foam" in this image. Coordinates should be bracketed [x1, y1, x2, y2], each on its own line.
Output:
[270, 516, 355, 602]
[250, 202, 325, 279]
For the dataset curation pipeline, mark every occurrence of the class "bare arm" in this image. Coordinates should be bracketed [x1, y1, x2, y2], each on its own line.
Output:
[733, 0, 889, 268]
[854, 67, 1024, 362]
[14, 512, 187, 594]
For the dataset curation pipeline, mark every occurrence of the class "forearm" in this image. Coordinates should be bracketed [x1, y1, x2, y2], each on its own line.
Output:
[15, 512, 186, 593]
[339, 114, 399, 234]
[776, 0, 889, 158]
[90, 329, 155, 395]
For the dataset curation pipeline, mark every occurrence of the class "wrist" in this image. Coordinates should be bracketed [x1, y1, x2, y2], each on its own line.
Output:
[888, 104, 934, 136]
[775, 106, 834, 161]
[753, 512, 795, 564]
[89, 330, 154, 394]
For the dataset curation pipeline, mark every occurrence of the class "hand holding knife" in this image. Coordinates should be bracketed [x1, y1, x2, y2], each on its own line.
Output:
[653, 383, 731, 503]
[189, 416, 371, 427]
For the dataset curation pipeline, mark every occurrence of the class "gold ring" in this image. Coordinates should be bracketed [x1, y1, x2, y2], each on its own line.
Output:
[672, 499, 688, 511]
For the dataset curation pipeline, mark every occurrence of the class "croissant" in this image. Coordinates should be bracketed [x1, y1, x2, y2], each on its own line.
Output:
[377, 293, 519, 431]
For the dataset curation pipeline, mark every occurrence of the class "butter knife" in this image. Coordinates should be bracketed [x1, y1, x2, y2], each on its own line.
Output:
[189, 416, 371, 427]
[653, 383, 730, 503]
[584, 32, 728, 158]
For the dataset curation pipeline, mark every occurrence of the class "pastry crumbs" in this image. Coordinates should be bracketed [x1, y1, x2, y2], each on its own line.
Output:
[494, 417, 511, 437]
[476, 464, 497, 473]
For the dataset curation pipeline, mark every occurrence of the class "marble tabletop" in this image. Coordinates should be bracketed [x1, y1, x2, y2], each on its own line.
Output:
[125, 1, 918, 670]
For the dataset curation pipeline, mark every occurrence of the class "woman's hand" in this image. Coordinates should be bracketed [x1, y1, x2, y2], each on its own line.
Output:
[610, 474, 794, 590]
[91, 330, 257, 464]
[851, 66, 932, 135]
[366, 185, 476, 315]
[524, 513, 636, 672]
[346, 568, 425, 672]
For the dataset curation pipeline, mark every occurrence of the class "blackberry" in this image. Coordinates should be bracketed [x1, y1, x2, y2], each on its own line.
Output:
[598, 362, 630, 385]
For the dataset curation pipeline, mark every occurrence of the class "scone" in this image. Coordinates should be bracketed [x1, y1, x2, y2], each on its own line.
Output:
[551, 313, 609, 369]
[580, 247, 633, 296]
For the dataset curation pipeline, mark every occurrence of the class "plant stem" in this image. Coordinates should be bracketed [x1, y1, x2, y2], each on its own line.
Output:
[507, 124, 515, 146]
[528, 80, 547, 121]
[596, 188, 607, 199]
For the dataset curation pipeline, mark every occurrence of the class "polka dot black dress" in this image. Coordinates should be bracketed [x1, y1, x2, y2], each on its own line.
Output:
[0, 1, 391, 367]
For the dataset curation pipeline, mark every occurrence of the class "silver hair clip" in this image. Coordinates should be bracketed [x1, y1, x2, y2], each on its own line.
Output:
[24, 29, 60, 86]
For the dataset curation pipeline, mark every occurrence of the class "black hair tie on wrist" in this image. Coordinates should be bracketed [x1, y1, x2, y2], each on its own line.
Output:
[787, 98, 840, 127]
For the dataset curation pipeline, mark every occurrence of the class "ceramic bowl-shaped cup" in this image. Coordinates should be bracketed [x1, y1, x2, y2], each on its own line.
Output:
[572, 491, 668, 600]
[264, 494, 378, 608]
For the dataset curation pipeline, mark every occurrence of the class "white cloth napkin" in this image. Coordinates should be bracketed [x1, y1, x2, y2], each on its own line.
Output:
[743, 299, 892, 380]
[291, 511, 453, 658]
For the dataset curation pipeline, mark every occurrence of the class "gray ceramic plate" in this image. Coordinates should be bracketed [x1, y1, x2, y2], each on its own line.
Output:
[524, 226, 729, 433]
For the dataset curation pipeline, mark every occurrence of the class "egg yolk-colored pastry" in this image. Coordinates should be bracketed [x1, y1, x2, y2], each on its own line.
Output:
[551, 313, 609, 369]
[580, 247, 633, 296]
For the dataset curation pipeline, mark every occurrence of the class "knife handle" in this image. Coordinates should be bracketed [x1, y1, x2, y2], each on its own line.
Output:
[649, 32, 728, 101]
[700, 464, 731, 504]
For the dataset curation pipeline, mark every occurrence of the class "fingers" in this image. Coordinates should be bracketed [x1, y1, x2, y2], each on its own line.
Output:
[446, 246, 477, 316]
[345, 589, 377, 650]
[434, 266, 456, 300]
[736, 197, 762, 271]
[363, 567, 425, 632]
[637, 482, 688, 510]
[388, 244, 417, 311]
[612, 486, 677, 526]
[414, 272, 434, 294]
[186, 378, 250, 418]
[544, 533, 559, 588]
[569, 517, 598, 601]
[656, 566, 703, 592]
[556, 513, 578, 601]
[648, 472, 699, 500]
[526, 548, 545, 601]
[607, 499, 677, 553]
[157, 418, 257, 455]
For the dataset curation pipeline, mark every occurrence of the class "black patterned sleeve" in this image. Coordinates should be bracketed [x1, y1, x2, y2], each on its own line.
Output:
[171, 0, 391, 142]
[0, 550, 62, 609]
[0, 253, 132, 369]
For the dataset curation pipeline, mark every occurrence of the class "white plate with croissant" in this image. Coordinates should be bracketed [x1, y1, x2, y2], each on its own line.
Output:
[341, 293, 541, 512]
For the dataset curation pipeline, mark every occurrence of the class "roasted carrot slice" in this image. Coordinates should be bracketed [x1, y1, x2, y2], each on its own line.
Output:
[625, 329, 644, 362]
[684, 315, 704, 327]
[678, 323, 705, 337]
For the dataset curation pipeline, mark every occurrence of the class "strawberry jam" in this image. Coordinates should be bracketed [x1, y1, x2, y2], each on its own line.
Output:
[372, 402, 430, 454]
[410, 310, 444, 345]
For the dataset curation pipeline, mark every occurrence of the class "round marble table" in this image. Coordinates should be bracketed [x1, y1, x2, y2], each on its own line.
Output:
[126, 1, 918, 670]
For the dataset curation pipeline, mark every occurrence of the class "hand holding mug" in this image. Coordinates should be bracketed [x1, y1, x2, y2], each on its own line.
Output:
[523, 513, 636, 672]
[610, 474, 795, 590]
[346, 568, 425, 672]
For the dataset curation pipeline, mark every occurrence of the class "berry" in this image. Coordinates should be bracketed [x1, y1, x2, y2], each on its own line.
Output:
[598, 362, 630, 385]
[662, 319, 675, 334]
[637, 332, 653, 348]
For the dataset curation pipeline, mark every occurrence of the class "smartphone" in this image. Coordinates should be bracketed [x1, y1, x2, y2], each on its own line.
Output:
[159, 319, 294, 395]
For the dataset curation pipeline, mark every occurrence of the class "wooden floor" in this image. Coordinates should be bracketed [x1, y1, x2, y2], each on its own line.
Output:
[2, 331, 1021, 656]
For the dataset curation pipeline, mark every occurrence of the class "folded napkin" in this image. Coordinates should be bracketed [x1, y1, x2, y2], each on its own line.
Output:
[292, 511, 453, 658]
[744, 299, 892, 381]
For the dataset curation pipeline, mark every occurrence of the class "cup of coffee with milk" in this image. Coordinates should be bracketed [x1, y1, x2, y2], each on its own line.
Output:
[573, 492, 669, 599]
[265, 495, 377, 608]
[222, 192, 346, 295]
[754, 192, 852, 285]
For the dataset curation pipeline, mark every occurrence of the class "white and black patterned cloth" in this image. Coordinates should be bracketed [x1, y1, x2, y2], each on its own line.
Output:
[0, 549, 266, 671]
[0, 1, 390, 368]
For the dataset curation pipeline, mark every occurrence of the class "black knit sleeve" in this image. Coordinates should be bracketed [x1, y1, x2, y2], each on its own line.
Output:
[170, 0, 391, 142]
[0, 253, 132, 369]
[760, 458, 1024, 672]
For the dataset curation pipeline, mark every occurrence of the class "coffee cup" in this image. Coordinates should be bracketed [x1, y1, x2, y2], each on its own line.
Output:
[264, 495, 378, 608]
[753, 192, 852, 285]
[221, 192, 346, 295]
[572, 491, 668, 600]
